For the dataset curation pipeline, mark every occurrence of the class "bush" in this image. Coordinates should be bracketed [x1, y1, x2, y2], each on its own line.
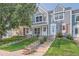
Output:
[43, 36, 47, 41]
[40, 36, 47, 44]
[0, 36, 26, 45]
[66, 34, 73, 40]
[56, 32, 63, 38]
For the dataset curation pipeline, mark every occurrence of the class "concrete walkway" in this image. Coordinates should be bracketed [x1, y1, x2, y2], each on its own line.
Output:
[0, 40, 53, 56]
[28, 41, 52, 56]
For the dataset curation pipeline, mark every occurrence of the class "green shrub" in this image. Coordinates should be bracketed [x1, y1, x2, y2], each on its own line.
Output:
[43, 36, 47, 41]
[66, 34, 73, 40]
[0, 36, 26, 45]
[40, 39, 44, 44]
[56, 32, 63, 38]
[40, 36, 47, 44]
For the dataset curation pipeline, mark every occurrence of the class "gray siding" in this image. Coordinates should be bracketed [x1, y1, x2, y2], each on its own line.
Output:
[64, 11, 71, 24]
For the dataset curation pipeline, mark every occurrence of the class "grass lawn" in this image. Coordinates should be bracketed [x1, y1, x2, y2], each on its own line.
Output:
[45, 38, 79, 56]
[0, 37, 37, 51]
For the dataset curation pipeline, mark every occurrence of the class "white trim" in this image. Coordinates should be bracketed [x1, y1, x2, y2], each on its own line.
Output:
[32, 24, 48, 27]
[53, 11, 64, 14]
[70, 10, 72, 35]
[51, 10, 70, 15]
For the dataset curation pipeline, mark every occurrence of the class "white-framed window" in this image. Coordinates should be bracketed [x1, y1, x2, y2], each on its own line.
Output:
[75, 16, 79, 22]
[55, 14, 58, 20]
[36, 15, 43, 22]
[75, 28, 78, 34]
[54, 13, 63, 21]
[34, 28, 40, 34]
[59, 13, 63, 19]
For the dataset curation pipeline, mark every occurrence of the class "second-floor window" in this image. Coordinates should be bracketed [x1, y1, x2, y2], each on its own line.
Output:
[76, 16, 79, 22]
[55, 13, 63, 20]
[36, 16, 42, 22]
[59, 13, 63, 19]
[75, 28, 78, 34]
[55, 14, 58, 20]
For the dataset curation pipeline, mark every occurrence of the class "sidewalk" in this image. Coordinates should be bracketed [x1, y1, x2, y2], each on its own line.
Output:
[28, 40, 53, 56]
[0, 40, 53, 56]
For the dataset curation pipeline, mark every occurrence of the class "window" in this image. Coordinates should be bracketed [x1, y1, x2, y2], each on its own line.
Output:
[75, 28, 78, 34]
[43, 27, 46, 32]
[55, 14, 58, 20]
[55, 13, 63, 20]
[76, 16, 79, 22]
[36, 16, 42, 22]
[36, 17, 39, 22]
[62, 25, 65, 30]
[39, 16, 42, 21]
[34, 28, 40, 34]
[59, 13, 63, 19]
[34, 28, 37, 34]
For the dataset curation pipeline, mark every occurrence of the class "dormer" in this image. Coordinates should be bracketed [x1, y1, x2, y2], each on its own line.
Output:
[53, 4, 65, 21]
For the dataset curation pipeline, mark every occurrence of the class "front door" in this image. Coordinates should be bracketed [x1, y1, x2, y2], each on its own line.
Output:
[51, 24, 56, 36]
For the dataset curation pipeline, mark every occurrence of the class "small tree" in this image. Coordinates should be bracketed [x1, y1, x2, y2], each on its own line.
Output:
[56, 32, 63, 38]
[66, 34, 73, 40]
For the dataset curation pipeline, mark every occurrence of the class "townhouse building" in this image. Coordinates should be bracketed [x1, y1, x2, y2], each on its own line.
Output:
[32, 4, 79, 40]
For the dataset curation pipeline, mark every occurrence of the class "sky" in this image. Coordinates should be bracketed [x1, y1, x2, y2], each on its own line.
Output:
[39, 3, 79, 11]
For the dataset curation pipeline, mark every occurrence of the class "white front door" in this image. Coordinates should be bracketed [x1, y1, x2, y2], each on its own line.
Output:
[42, 26, 47, 36]
[50, 24, 56, 36]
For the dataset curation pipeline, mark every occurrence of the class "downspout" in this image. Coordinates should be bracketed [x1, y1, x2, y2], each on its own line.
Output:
[70, 10, 72, 36]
